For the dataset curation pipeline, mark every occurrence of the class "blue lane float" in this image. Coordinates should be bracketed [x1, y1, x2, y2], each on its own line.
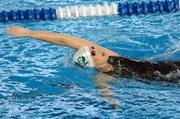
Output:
[118, 0, 179, 15]
[0, 8, 57, 22]
[0, 0, 179, 23]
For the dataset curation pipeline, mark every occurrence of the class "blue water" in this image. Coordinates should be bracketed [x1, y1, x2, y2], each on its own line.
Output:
[0, 0, 180, 118]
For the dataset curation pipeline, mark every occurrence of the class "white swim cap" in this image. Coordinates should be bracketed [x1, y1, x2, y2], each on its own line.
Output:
[73, 46, 94, 68]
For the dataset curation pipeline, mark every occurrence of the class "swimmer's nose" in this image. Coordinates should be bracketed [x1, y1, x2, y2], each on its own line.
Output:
[102, 52, 105, 56]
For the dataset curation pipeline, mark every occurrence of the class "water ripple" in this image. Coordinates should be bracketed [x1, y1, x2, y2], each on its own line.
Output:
[0, 0, 180, 118]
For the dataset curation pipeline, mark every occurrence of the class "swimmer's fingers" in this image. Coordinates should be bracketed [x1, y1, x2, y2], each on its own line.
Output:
[6, 26, 19, 35]
[6, 26, 30, 37]
[6, 26, 28, 37]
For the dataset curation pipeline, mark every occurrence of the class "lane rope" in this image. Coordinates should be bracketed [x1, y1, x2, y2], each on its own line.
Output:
[0, 0, 179, 23]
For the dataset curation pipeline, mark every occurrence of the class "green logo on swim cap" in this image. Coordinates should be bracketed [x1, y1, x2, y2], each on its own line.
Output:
[75, 56, 89, 69]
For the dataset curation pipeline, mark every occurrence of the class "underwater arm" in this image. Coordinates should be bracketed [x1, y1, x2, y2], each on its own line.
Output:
[95, 73, 120, 109]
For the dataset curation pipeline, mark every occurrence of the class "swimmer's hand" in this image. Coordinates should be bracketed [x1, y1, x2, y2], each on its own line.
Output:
[6, 26, 30, 37]
[111, 99, 120, 110]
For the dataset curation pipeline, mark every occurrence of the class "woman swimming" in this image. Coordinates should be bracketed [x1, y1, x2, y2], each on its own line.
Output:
[6, 26, 180, 81]
[6, 26, 180, 108]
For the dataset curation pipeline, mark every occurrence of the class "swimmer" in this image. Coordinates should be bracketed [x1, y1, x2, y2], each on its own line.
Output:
[6, 26, 180, 108]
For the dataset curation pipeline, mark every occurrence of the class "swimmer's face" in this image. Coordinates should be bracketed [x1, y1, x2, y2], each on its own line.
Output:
[90, 46, 109, 67]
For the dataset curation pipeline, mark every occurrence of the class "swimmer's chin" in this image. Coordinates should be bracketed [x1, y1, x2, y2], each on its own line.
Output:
[96, 64, 114, 73]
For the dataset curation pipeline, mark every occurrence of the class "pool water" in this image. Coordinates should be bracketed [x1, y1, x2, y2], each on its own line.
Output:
[0, 0, 180, 118]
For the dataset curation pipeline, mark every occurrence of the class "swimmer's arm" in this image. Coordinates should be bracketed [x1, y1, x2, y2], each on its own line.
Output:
[29, 30, 93, 49]
[6, 26, 117, 55]
[95, 73, 120, 109]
